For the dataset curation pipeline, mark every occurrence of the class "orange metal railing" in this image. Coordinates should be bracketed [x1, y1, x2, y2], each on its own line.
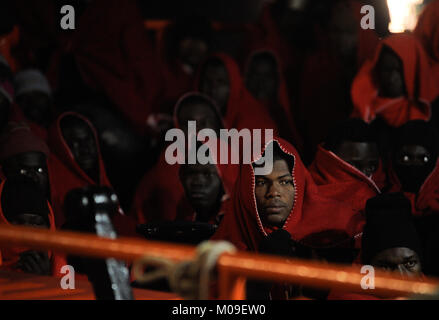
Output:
[0, 224, 438, 300]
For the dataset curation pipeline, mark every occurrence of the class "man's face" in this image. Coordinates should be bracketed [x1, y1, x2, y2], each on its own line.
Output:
[178, 102, 222, 135]
[335, 141, 380, 177]
[199, 63, 230, 116]
[254, 159, 295, 228]
[376, 49, 405, 98]
[62, 121, 98, 172]
[393, 144, 436, 193]
[371, 247, 422, 277]
[2, 152, 49, 196]
[179, 37, 208, 70]
[180, 163, 223, 217]
[16, 91, 52, 128]
[246, 56, 278, 101]
[10, 213, 49, 228]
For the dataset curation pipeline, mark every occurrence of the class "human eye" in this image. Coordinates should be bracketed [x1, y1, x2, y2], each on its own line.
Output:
[405, 260, 417, 269]
[280, 179, 293, 186]
[401, 155, 410, 163]
[37, 167, 45, 174]
[423, 156, 429, 163]
[20, 168, 27, 175]
[255, 178, 265, 186]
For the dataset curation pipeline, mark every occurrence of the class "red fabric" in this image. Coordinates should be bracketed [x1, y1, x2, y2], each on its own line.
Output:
[0, 26, 20, 73]
[244, 48, 304, 152]
[0, 180, 66, 277]
[195, 52, 280, 133]
[387, 159, 439, 217]
[212, 137, 363, 252]
[309, 145, 381, 214]
[415, 0, 439, 87]
[351, 34, 439, 127]
[47, 112, 136, 236]
[70, 0, 164, 136]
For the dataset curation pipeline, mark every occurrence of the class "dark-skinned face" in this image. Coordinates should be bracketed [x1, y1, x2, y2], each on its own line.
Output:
[393, 145, 436, 193]
[180, 163, 223, 221]
[376, 49, 405, 98]
[254, 159, 295, 228]
[16, 91, 52, 128]
[371, 247, 422, 277]
[246, 56, 279, 101]
[335, 141, 380, 177]
[199, 63, 230, 116]
[1, 152, 49, 196]
[178, 102, 222, 135]
[179, 37, 208, 70]
[62, 121, 98, 174]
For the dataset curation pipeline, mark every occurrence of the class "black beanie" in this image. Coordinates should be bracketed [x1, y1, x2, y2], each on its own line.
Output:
[361, 193, 422, 264]
[1, 176, 49, 225]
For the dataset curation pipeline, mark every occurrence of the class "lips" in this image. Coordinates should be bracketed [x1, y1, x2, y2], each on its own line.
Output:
[264, 205, 286, 215]
[190, 192, 208, 200]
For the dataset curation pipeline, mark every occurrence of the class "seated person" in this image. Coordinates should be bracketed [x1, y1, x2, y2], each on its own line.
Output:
[132, 93, 224, 225]
[351, 34, 439, 128]
[0, 176, 61, 276]
[309, 118, 383, 214]
[14, 69, 54, 139]
[329, 193, 424, 300]
[245, 49, 303, 149]
[212, 138, 365, 299]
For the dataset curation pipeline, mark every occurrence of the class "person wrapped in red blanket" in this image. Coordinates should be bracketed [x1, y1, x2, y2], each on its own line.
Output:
[351, 34, 439, 128]
[212, 138, 364, 299]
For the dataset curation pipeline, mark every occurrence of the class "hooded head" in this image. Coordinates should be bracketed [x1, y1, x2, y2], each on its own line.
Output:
[14, 69, 53, 128]
[390, 120, 439, 194]
[0, 122, 50, 196]
[49, 112, 106, 186]
[361, 193, 422, 277]
[174, 92, 224, 135]
[323, 118, 380, 177]
[415, 0, 439, 63]
[213, 137, 362, 251]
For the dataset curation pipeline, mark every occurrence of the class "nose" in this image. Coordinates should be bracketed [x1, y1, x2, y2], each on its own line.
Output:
[266, 182, 281, 199]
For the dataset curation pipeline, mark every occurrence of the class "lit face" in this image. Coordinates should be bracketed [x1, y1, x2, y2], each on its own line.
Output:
[335, 141, 380, 177]
[371, 247, 422, 277]
[16, 91, 52, 127]
[199, 62, 230, 116]
[2, 152, 49, 196]
[254, 159, 295, 228]
[393, 144, 435, 193]
[62, 120, 98, 173]
[10, 213, 49, 228]
[179, 37, 208, 69]
[180, 163, 223, 220]
[376, 49, 405, 98]
[178, 102, 222, 135]
[246, 55, 279, 101]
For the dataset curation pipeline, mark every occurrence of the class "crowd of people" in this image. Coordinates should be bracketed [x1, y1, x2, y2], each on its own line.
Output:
[0, 0, 439, 300]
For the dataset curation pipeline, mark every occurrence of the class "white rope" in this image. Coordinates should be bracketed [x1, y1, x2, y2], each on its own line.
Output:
[132, 240, 236, 300]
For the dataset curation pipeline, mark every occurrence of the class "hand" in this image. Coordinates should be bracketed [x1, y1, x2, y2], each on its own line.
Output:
[16, 250, 51, 276]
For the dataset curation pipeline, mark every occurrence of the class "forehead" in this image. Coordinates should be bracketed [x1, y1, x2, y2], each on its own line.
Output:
[399, 144, 429, 155]
[337, 141, 379, 159]
[249, 54, 277, 71]
[374, 247, 417, 263]
[15, 151, 47, 166]
[181, 163, 218, 174]
[255, 159, 292, 178]
[61, 119, 93, 138]
[179, 102, 217, 119]
[203, 62, 228, 79]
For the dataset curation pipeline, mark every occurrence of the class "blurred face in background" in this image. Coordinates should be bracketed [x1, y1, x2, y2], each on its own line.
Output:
[177, 101, 222, 135]
[246, 53, 279, 101]
[371, 247, 422, 277]
[376, 47, 405, 98]
[199, 60, 230, 116]
[16, 91, 52, 128]
[328, 3, 358, 62]
[1, 151, 49, 197]
[335, 141, 380, 177]
[179, 37, 209, 71]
